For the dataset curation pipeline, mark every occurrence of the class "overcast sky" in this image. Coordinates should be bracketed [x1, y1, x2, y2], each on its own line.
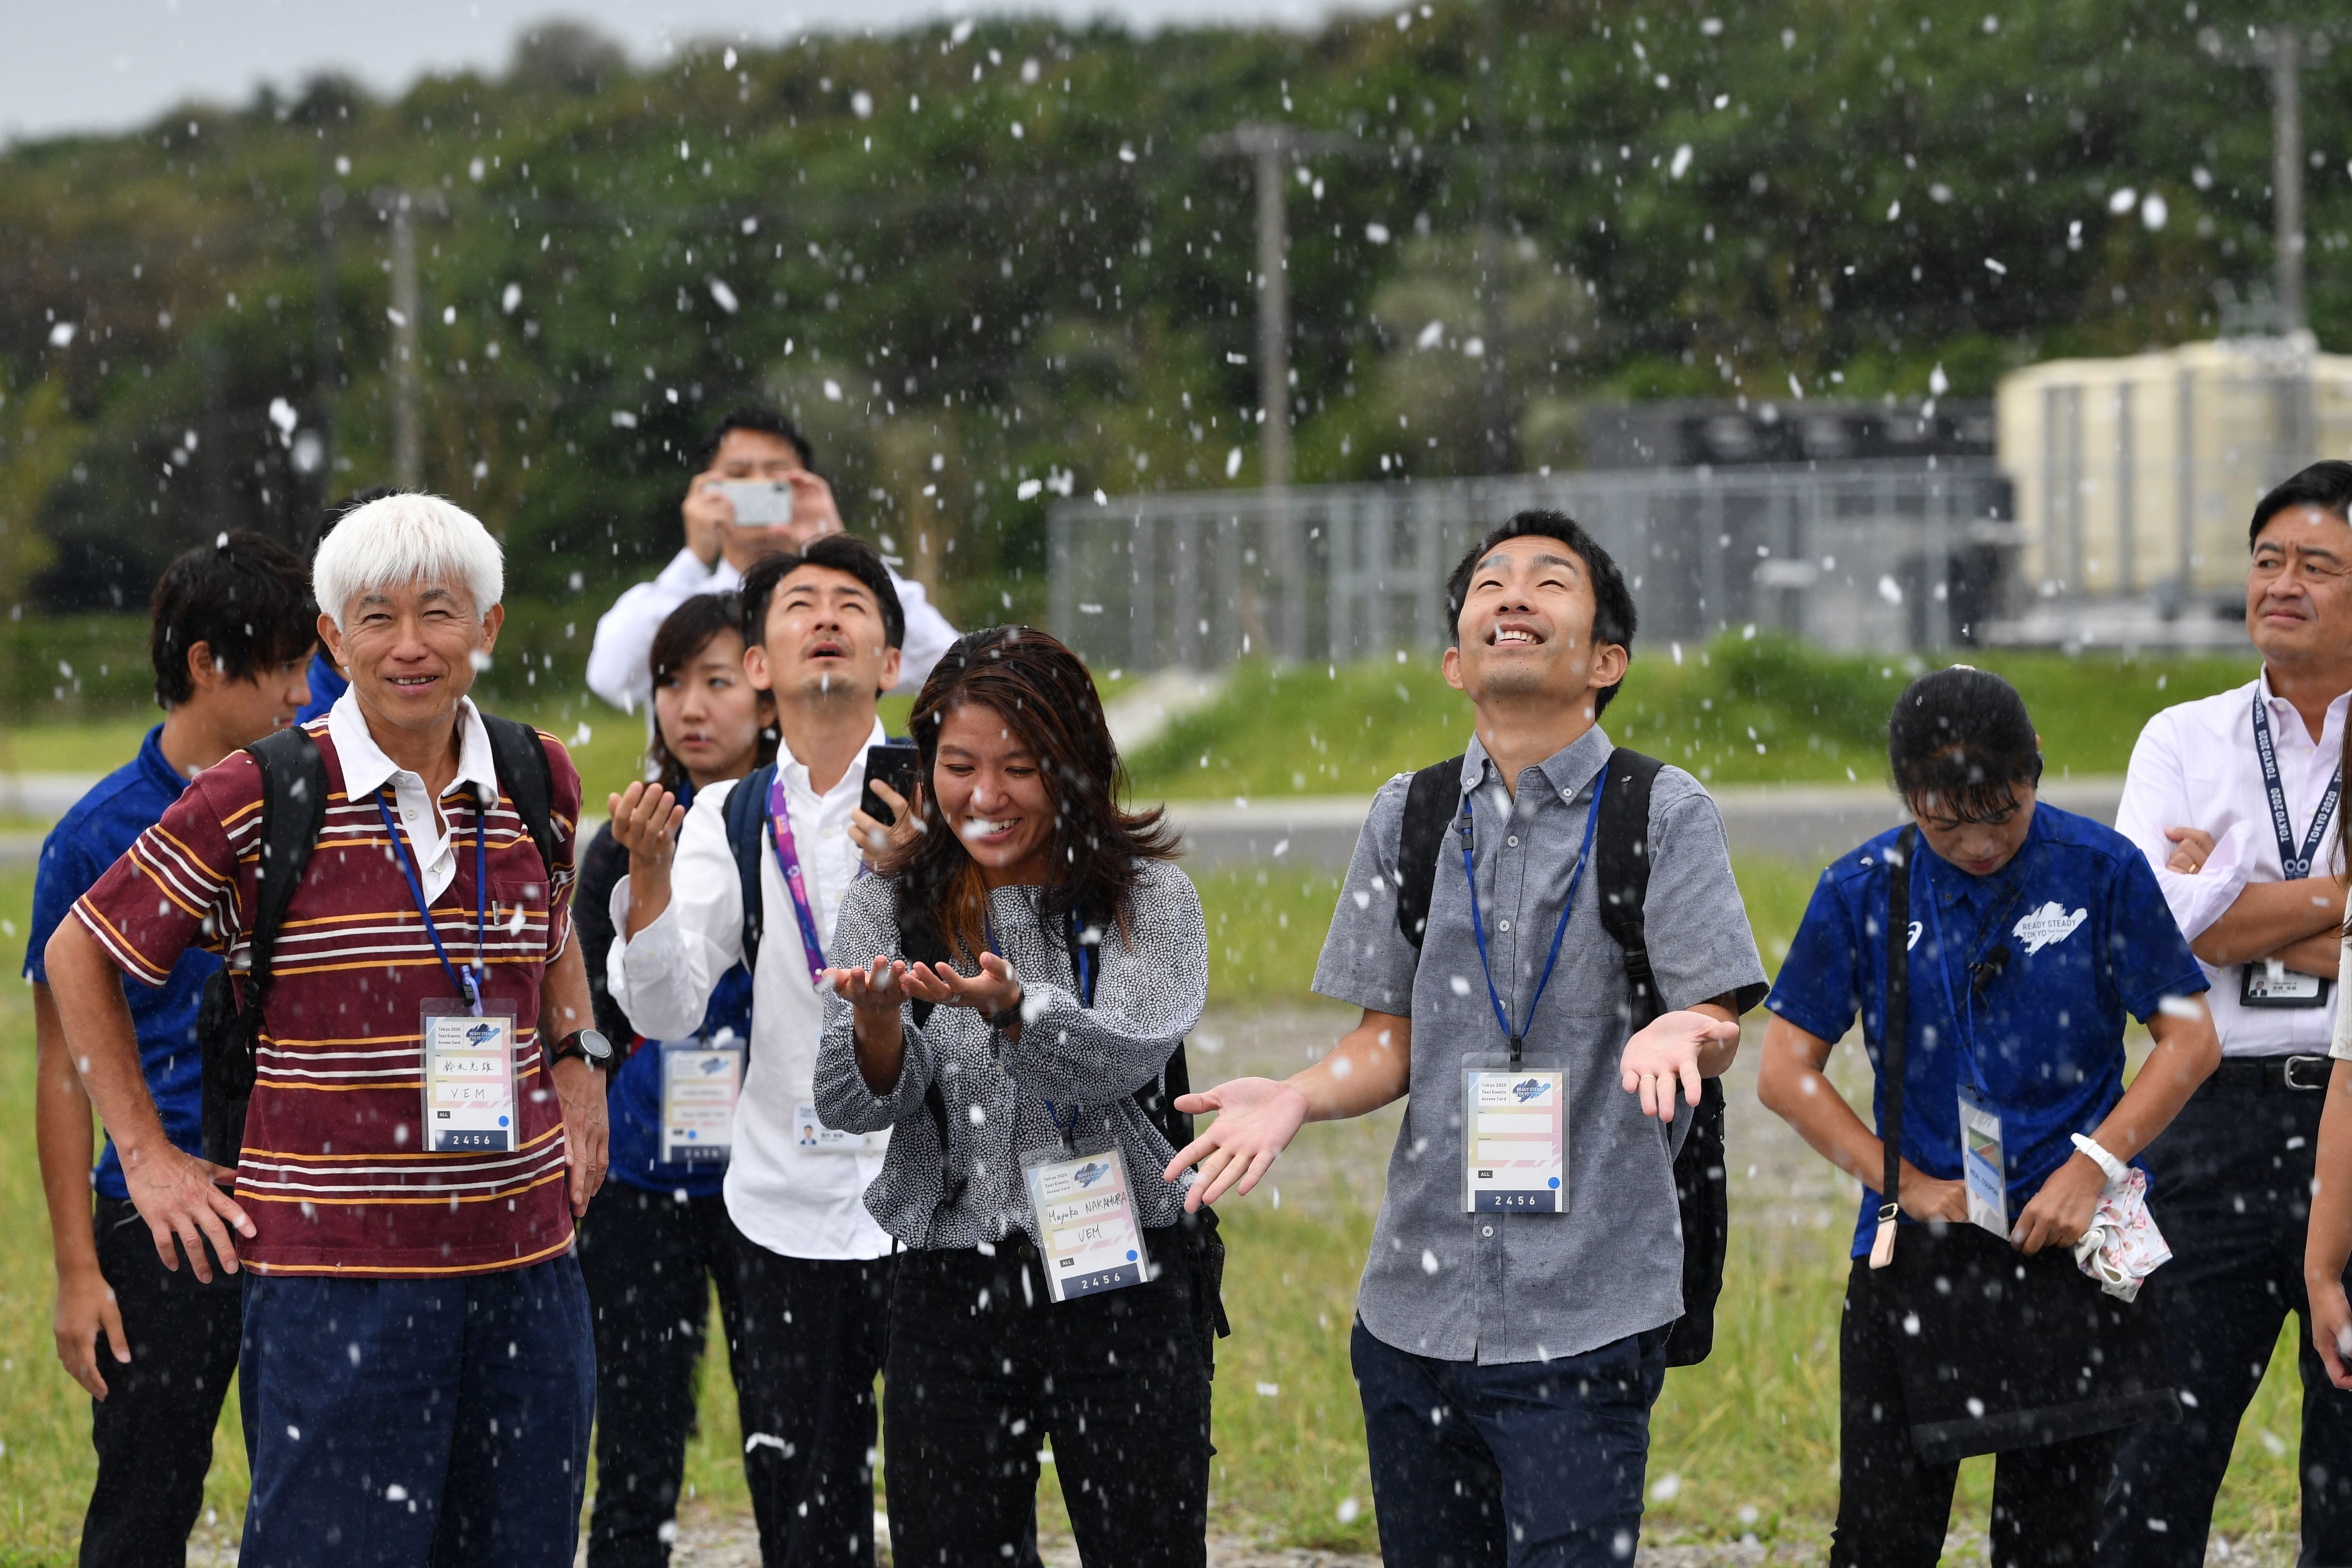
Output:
[6, 0, 1367, 144]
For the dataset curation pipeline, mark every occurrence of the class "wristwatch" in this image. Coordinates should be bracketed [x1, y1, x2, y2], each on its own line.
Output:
[550, 1028, 615, 1071]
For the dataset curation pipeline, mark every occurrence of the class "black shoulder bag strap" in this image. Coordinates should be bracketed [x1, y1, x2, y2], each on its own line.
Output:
[480, 714, 561, 885]
[1871, 826, 1917, 1269]
[723, 763, 780, 971]
[198, 726, 328, 1165]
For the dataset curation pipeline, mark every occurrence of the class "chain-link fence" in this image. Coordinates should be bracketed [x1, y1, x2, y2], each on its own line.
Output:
[1050, 460, 2017, 673]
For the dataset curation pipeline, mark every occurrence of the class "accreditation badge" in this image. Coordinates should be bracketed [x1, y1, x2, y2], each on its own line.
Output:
[1461, 1056, 1567, 1213]
[793, 1099, 862, 1155]
[420, 999, 519, 1154]
[659, 1040, 743, 1164]
[2241, 958, 2331, 1009]
[1957, 1085, 2009, 1238]
[1022, 1143, 1147, 1302]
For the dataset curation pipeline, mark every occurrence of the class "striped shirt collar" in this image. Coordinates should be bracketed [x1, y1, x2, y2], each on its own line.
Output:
[327, 685, 500, 804]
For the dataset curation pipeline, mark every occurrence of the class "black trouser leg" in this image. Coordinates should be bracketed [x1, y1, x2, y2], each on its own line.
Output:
[579, 1184, 734, 1568]
[1830, 1259, 1962, 1568]
[1988, 1430, 2122, 1568]
[79, 1196, 243, 1568]
[727, 1221, 891, 1568]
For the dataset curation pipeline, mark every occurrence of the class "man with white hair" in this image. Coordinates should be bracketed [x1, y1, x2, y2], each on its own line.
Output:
[44, 492, 612, 1566]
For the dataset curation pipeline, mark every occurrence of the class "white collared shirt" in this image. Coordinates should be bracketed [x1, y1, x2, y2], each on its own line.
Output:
[607, 716, 893, 1261]
[2115, 669, 2350, 1058]
[329, 686, 501, 903]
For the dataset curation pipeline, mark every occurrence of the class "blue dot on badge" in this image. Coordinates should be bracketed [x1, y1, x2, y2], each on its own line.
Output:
[1548, 1177, 1560, 1188]
[1126, 1249, 1138, 1261]
[498, 1116, 511, 1127]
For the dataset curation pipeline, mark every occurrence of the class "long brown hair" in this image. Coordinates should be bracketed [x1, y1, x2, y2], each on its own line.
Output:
[886, 626, 1179, 963]
[646, 592, 775, 796]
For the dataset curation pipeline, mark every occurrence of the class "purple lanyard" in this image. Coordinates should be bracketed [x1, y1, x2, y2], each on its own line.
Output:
[766, 771, 829, 987]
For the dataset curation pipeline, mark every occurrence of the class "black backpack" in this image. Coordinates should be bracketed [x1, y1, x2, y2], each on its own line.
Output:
[720, 767, 1231, 1363]
[196, 716, 562, 1166]
[1393, 749, 1729, 1369]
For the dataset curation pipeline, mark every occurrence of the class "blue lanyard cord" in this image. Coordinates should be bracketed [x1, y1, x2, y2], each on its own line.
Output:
[1461, 764, 1607, 1066]
[1918, 844, 2037, 1095]
[1041, 1097, 1081, 1151]
[2251, 694, 2342, 879]
[375, 788, 490, 1016]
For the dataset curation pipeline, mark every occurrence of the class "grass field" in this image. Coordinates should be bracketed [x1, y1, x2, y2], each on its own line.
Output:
[0, 845, 2315, 1558]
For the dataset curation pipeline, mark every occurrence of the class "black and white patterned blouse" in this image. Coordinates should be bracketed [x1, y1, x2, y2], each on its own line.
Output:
[812, 859, 1210, 1251]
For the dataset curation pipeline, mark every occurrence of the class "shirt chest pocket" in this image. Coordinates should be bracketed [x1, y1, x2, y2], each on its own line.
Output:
[488, 874, 551, 955]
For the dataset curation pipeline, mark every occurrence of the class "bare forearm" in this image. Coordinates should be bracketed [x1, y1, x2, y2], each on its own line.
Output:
[2273, 931, 2343, 979]
[1757, 1017, 1885, 1185]
[43, 922, 171, 1169]
[539, 940, 593, 1043]
[1692, 999, 1739, 1077]
[2310, 1063, 2352, 1284]
[32, 986, 100, 1278]
[2192, 878, 2344, 967]
[1286, 1010, 1412, 1124]
[2087, 1007, 2219, 1164]
[851, 1010, 907, 1094]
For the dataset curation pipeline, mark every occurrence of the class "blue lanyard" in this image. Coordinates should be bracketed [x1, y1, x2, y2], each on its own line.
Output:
[375, 788, 491, 1016]
[2251, 694, 2341, 879]
[1918, 844, 2035, 1095]
[1461, 761, 1606, 1066]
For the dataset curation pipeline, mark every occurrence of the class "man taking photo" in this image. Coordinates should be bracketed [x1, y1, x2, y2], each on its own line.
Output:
[586, 405, 956, 714]
[1166, 510, 1768, 1565]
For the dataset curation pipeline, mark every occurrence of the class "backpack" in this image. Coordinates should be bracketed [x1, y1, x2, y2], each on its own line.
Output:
[720, 771, 1231, 1365]
[196, 715, 562, 1166]
[1393, 748, 1729, 1369]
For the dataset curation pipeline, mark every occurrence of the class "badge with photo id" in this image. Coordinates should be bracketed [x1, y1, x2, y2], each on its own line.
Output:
[794, 1100, 862, 1155]
[2241, 958, 2331, 1009]
[659, 1040, 742, 1164]
[1022, 1143, 1147, 1302]
[1957, 1085, 2009, 1238]
[1461, 1058, 1568, 1214]
[421, 999, 518, 1154]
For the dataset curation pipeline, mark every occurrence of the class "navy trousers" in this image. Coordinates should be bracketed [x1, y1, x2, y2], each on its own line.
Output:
[1351, 1317, 1668, 1568]
[237, 1252, 595, 1568]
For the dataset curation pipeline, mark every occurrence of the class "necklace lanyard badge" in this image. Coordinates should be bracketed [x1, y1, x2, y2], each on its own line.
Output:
[2243, 695, 2339, 1008]
[765, 771, 831, 988]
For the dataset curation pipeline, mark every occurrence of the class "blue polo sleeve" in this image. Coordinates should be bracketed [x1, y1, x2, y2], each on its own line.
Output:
[1766, 864, 1866, 1046]
[22, 828, 97, 985]
[2101, 845, 2211, 1021]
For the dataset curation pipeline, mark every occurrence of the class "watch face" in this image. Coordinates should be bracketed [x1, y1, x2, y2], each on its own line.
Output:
[578, 1029, 614, 1065]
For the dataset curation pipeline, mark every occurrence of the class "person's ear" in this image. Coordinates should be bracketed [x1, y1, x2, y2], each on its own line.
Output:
[1590, 641, 1630, 691]
[876, 644, 903, 696]
[317, 611, 346, 673]
[478, 602, 505, 656]
[1442, 643, 1467, 694]
[183, 639, 223, 695]
[743, 640, 775, 694]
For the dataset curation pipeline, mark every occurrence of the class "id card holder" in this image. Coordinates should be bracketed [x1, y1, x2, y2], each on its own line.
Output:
[2241, 959, 2332, 1009]
[1461, 1054, 1567, 1214]
[794, 1100, 862, 1155]
[1022, 1142, 1147, 1302]
[1956, 1085, 2008, 1238]
[659, 1039, 743, 1164]
[421, 999, 518, 1154]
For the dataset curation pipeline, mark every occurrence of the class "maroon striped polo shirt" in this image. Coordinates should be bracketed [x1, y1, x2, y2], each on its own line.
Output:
[73, 712, 582, 1277]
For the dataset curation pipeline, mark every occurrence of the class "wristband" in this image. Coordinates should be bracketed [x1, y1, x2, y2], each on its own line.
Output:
[2069, 1132, 2130, 1185]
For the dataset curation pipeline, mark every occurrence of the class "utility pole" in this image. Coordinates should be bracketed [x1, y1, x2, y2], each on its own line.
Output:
[1477, 0, 1511, 473]
[2202, 23, 2329, 335]
[387, 192, 422, 488]
[310, 164, 343, 540]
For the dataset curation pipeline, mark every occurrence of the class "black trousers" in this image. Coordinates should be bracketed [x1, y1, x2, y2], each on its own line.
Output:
[1833, 1254, 2122, 1568]
[576, 1183, 744, 1568]
[882, 1230, 1212, 1568]
[2100, 1076, 2352, 1567]
[80, 1195, 243, 1568]
[730, 1232, 893, 1568]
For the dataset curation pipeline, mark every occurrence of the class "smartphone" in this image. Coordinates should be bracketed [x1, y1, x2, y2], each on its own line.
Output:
[711, 478, 794, 527]
[859, 742, 922, 826]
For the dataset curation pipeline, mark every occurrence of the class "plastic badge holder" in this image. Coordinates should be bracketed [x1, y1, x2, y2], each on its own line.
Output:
[1022, 1142, 1147, 1302]
[421, 999, 519, 1154]
[1957, 1085, 2009, 1237]
[1461, 1054, 1568, 1213]
[660, 1038, 744, 1164]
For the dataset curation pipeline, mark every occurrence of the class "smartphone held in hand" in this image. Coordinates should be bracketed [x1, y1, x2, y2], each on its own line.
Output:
[711, 478, 794, 526]
[860, 741, 921, 825]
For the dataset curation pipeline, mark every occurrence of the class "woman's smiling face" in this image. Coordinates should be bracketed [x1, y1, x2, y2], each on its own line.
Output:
[930, 700, 1055, 886]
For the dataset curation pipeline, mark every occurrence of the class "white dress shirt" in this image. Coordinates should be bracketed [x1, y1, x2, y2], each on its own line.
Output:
[2115, 670, 2349, 1058]
[330, 688, 502, 905]
[585, 547, 958, 713]
[608, 716, 893, 1261]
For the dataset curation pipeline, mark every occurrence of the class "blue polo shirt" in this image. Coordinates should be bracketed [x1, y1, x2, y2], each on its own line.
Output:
[294, 649, 346, 725]
[1767, 802, 2209, 1259]
[22, 725, 216, 1199]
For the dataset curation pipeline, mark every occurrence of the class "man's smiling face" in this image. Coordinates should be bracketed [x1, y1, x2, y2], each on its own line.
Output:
[322, 577, 500, 736]
[1443, 535, 1626, 709]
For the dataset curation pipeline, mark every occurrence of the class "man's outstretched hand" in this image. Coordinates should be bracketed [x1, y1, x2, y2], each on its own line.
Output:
[1162, 1078, 1311, 1212]
[1618, 1010, 1742, 1122]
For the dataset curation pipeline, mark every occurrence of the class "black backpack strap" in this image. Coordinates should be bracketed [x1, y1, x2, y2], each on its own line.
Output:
[1395, 755, 1467, 950]
[1594, 750, 1666, 1030]
[722, 764, 778, 972]
[200, 726, 328, 1165]
[1871, 826, 1917, 1268]
[480, 714, 561, 888]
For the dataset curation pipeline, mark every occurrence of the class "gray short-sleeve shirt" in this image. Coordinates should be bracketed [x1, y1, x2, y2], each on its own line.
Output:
[1313, 723, 1766, 1365]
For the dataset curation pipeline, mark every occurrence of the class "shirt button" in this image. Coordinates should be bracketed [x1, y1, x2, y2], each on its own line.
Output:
[1482, 1225, 1495, 1237]
[1507, 835, 1519, 847]
[1498, 919, 1512, 932]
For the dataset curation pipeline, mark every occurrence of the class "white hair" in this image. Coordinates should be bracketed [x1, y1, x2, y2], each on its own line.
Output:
[314, 492, 505, 630]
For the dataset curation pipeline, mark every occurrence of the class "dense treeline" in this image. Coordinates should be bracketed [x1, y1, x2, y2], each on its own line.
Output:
[0, 0, 2344, 618]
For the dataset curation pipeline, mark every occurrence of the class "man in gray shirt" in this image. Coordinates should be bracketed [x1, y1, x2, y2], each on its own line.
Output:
[1166, 509, 1767, 1566]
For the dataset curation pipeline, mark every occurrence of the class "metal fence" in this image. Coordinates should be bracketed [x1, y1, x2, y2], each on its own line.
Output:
[1049, 460, 2018, 673]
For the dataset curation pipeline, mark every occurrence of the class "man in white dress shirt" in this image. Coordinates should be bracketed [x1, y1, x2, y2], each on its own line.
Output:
[585, 405, 957, 713]
[2104, 460, 2352, 1565]
[605, 534, 909, 1568]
